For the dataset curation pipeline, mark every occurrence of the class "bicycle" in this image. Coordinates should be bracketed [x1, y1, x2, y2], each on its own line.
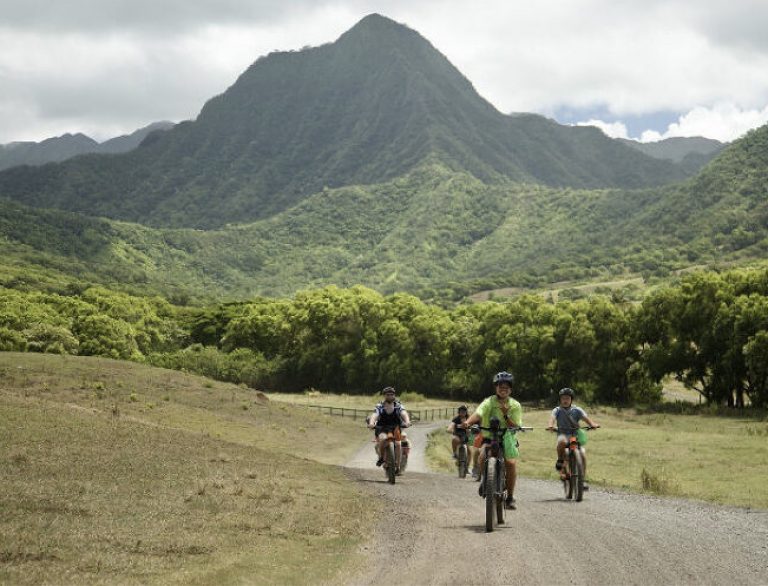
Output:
[549, 426, 595, 502]
[376, 422, 410, 484]
[446, 427, 470, 478]
[472, 418, 532, 532]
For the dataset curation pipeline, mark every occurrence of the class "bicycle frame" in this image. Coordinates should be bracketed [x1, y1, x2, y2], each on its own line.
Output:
[552, 427, 592, 502]
[375, 423, 407, 484]
[473, 418, 531, 531]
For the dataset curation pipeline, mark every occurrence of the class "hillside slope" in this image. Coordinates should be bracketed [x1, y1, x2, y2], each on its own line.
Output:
[1, 120, 766, 301]
[0, 352, 371, 584]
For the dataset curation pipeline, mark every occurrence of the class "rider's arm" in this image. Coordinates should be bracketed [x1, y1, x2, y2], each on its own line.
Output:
[508, 401, 523, 428]
[447, 421, 456, 433]
[464, 413, 481, 428]
[400, 409, 411, 426]
[547, 406, 559, 430]
[368, 411, 379, 428]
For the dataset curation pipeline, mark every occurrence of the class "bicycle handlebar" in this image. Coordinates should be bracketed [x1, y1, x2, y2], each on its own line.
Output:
[471, 424, 532, 433]
[370, 422, 411, 430]
[548, 426, 598, 432]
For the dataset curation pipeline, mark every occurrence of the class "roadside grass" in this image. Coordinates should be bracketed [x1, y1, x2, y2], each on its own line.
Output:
[427, 406, 768, 509]
[0, 352, 373, 585]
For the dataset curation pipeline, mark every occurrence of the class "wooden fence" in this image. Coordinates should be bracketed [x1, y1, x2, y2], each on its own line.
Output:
[305, 404, 454, 422]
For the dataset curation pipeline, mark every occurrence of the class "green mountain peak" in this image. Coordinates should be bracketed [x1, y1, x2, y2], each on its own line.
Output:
[0, 14, 689, 229]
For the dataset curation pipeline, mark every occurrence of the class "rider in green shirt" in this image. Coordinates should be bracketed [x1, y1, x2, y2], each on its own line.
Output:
[464, 371, 523, 509]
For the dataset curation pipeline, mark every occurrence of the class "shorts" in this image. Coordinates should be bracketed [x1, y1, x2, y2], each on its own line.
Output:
[557, 429, 588, 448]
[477, 433, 519, 459]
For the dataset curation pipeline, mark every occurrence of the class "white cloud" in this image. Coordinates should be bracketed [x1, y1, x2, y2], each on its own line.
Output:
[576, 120, 630, 140]
[1, 1, 768, 142]
[643, 104, 768, 142]
[579, 103, 768, 144]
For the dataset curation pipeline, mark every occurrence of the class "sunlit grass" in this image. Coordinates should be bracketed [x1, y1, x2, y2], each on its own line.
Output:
[0, 352, 374, 585]
[427, 405, 768, 509]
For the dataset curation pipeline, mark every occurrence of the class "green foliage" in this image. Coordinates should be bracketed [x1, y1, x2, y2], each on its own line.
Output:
[0, 286, 181, 360]
[636, 267, 768, 408]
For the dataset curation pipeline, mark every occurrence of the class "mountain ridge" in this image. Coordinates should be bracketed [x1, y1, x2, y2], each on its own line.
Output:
[0, 122, 175, 171]
[0, 14, 690, 229]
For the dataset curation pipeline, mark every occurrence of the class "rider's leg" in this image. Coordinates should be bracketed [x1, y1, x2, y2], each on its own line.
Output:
[505, 458, 517, 497]
[469, 445, 479, 474]
[377, 432, 388, 465]
[556, 436, 567, 471]
[395, 440, 402, 468]
[451, 435, 460, 457]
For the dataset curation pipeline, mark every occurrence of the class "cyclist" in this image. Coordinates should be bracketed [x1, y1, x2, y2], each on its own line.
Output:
[463, 371, 523, 509]
[546, 387, 600, 488]
[447, 404, 471, 466]
[367, 386, 411, 471]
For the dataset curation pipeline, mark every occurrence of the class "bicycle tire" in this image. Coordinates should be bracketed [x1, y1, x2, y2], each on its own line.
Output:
[386, 442, 396, 484]
[496, 459, 505, 524]
[567, 451, 577, 500]
[458, 444, 468, 478]
[399, 448, 408, 474]
[485, 457, 496, 532]
[573, 449, 585, 502]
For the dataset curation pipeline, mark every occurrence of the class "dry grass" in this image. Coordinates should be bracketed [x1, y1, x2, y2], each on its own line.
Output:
[0, 352, 373, 585]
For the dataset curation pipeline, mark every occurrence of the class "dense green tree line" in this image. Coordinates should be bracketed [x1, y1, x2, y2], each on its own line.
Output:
[3, 268, 768, 407]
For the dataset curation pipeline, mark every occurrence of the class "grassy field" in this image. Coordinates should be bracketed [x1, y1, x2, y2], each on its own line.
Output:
[6, 361, 765, 586]
[428, 405, 768, 509]
[232, 391, 768, 508]
[0, 353, 373, 585]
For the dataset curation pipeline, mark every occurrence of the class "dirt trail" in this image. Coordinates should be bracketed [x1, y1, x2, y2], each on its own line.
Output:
[339, 422, 768, 586]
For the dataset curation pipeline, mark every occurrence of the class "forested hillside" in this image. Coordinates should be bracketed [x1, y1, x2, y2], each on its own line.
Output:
[1, 120, 767, 302]
[0, 122, 174, 171]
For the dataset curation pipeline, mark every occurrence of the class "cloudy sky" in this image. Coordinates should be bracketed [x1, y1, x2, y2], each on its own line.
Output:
[2, 0, 768, 145]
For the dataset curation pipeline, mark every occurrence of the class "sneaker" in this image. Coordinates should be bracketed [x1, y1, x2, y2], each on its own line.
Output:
[583, 483, 589, 491]
[376, 457, 384, 467]
[505, 496, 516, 510]
[555, 459, 564, 471]
[471, 469, 478, 480]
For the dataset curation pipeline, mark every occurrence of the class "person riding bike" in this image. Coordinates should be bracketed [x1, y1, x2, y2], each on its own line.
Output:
[463, 371, 523, 509]
[367, 386, 411, 470]
[546, 387, 600, 489]
[448, 405, 477, 478]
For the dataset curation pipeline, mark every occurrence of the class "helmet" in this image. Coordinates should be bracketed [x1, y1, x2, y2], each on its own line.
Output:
[457, 404, 468, 412]
[492, 371, 514, 385]
[381, 386, 396, 395]
[558, 387, 575, 398]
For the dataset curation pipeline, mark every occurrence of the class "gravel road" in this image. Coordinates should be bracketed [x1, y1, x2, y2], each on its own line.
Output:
[339, 422, 768, 586]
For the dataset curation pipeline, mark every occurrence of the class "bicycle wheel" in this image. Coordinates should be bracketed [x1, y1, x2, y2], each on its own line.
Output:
[386, 442, 396, 484]
[495, 460, 505, 525]
[458, 444, 468, 478]
[567, 452, 577, 500]
[573, 449, 585, 502]
[399, 446, 408, 474]
[485, 457, 496, 532]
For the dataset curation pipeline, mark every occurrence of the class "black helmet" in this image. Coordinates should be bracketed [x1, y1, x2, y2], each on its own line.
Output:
[382, 386, 396, 395]
[493, 371, 514, 385]
[457, 404, 468, 412]
[559, 387, 575, 398]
